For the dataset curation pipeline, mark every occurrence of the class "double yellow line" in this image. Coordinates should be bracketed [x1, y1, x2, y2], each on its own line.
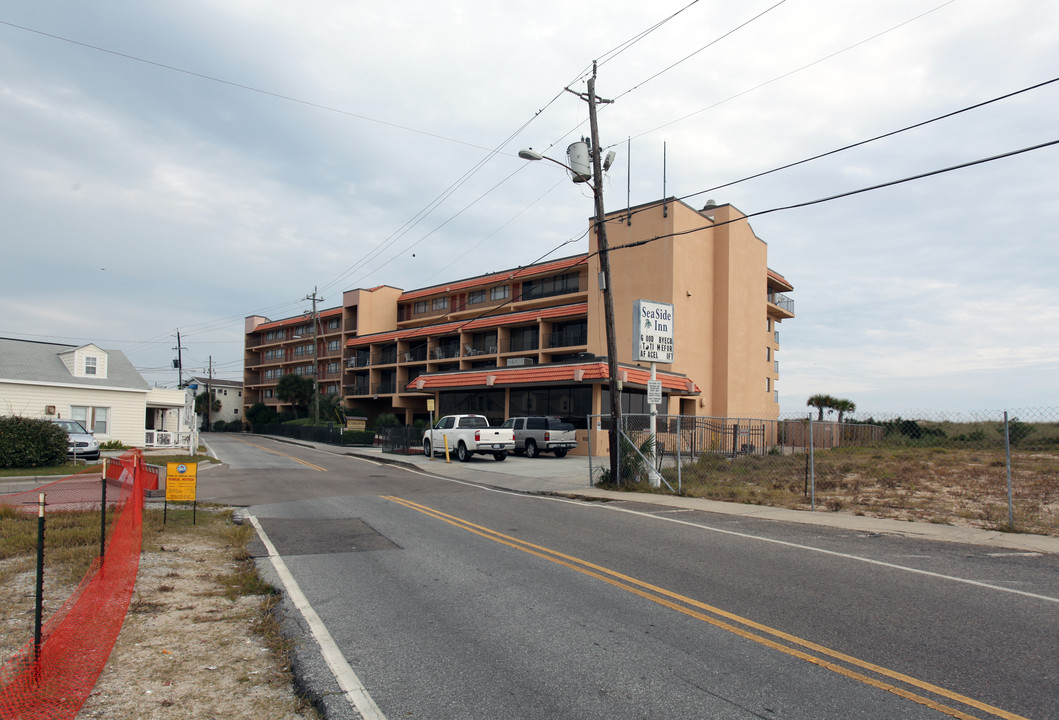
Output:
[383, 496, 1028, 720]
[233, 437, 328, 471]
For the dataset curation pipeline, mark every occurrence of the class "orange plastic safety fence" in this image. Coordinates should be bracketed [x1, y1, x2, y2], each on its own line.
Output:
[0, 450, 146, 720]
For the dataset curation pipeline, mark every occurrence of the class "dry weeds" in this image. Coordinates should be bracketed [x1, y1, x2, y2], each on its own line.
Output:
[0, 507, 320, 720]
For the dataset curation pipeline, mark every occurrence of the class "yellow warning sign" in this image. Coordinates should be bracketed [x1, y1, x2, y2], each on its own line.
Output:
[166, 462, 198, 502]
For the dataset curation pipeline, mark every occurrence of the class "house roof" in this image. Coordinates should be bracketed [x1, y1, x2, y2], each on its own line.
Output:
[398, 255, 587, 302]
[189, 377, 243, 389]
[347, 303, 589, 348]
[0, 337, 149, 391]
[406, 361, 700, 394]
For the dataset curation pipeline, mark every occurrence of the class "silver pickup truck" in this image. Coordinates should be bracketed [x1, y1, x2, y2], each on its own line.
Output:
[500, 416, 578, 458]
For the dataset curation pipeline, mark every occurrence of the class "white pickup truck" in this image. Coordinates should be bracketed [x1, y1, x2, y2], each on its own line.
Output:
[422, 414, 515, 462]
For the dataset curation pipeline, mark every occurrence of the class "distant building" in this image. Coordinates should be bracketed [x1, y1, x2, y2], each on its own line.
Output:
[243, 198, 794, 453]
[187, 377, 244, 429]
[0, 337, 195, 448]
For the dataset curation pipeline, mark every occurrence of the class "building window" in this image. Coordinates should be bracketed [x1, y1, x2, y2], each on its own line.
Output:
[766, 377, 771, 392]
[414, 301, 428, 314]
[490, 285, 509, 301]
[327, 362, 340, 374]
[71, 405, 109, 435]
[234, 408, 240, 415]
[264, 389, 274, 398]
[521, 273, 580, 301]
[327, 318, 340, 330]
[294, 344, 313, 357]
[468, 290, 486, 305]
[766, 347, 771, 361]
[327, 339, 340, 352]
[432, 297, 449, 311]
[84, 357, 97, 376]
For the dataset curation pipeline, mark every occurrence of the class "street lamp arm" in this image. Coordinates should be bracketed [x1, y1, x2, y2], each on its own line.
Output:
[518, 148, 598, 190]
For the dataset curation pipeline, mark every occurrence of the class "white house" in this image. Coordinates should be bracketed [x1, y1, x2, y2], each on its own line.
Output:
[187, 377, 244, 429]
[0, 337, 196, 449]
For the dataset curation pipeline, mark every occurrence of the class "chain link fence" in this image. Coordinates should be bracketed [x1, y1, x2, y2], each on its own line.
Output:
[589, 408, 1059, 536]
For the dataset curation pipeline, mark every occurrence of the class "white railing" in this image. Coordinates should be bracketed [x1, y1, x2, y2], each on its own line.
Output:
[144, 430, 194, 449]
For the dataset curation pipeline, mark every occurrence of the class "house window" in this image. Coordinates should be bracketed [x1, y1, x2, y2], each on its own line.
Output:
[84, 357, 97, 376]
[265, 389, 274, 398]
[468, 290, 486, 305]
[71, 405, 109, 435]
[490, 285, 509, 301]
[414, 301, 428, 314]
[432, 297, 449, 311]
[234, 408, 240, 415]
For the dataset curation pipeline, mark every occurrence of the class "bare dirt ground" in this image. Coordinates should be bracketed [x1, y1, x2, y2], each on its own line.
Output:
[1, 510, 320, 720]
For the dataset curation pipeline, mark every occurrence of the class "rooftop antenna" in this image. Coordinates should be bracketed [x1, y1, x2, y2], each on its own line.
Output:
[626, 136, 632, 226]
[663, 142, 668, 218]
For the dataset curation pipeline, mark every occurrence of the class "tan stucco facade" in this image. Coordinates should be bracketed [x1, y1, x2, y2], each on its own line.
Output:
[243, 197, 793, 436]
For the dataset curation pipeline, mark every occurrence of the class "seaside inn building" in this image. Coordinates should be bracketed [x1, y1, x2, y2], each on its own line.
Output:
[243, 198, 794, 455]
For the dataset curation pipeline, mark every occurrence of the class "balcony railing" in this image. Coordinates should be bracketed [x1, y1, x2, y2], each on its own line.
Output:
[548, 330, 588, 349]
[768, 292, 794, 313]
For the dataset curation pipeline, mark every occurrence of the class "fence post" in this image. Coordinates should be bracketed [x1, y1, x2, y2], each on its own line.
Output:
[34, 492, 45, 664]
[676, 414, 682, 494]
[1003, 411, 1014, 531]
[587, 414, 594, 487]
[100, 459, 108, 561]
[808, 417, 816, 511]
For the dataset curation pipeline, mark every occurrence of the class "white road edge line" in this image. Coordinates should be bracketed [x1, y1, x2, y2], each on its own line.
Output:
[247, 514, 387, 720]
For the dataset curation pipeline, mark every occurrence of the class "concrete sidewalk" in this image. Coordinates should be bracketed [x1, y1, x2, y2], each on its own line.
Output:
[272, 439, 1059, 556]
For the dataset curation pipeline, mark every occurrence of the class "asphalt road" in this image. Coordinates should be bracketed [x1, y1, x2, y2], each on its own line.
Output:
[200, 434, 1059, 720]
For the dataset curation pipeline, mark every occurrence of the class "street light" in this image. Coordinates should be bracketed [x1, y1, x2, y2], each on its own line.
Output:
[518, 71, 623, 486]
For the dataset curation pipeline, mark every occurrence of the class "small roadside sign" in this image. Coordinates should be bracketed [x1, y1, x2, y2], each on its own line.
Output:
[647, 380, 663, 405]
[166, 462, 198, 502]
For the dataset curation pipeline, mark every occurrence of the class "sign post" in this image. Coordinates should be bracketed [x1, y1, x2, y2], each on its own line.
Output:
[165, 462, 198, 525]
[633, 300, 675, 487]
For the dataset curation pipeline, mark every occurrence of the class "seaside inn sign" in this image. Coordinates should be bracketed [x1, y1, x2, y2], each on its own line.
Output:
[633, 299, 675, 364]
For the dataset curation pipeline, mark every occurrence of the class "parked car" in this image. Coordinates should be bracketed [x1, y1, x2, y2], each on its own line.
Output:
[50, 419, 101, 461]
[500, 416, 578, 458]
[422, 414, 515, 462]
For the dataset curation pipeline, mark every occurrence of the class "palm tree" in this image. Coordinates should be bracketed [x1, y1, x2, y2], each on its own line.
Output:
[833, 398, 856, 423]
[806, 394, 835, 421]
[275, 373, 314, 418]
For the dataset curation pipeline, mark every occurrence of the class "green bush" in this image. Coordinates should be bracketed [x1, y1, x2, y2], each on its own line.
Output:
[0, 416, 68, 469]
[374, 413, 400, 429]
[212, 420, 228, 432]
[341, 430, 376, 446]
[245, 402, 277, 426]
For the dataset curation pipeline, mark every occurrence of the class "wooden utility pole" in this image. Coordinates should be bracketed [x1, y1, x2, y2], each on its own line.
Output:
[305, 288, 324, 423]
[585, 64, 623, 485]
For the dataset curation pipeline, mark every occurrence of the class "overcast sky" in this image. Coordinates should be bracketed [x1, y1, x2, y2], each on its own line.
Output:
[1, 0, 1056, 417]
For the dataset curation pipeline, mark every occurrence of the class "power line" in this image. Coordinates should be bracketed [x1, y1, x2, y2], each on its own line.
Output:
[606, 138, 1059, 254]
[0, 19, 497, 154]
[625, 0, 958, 141]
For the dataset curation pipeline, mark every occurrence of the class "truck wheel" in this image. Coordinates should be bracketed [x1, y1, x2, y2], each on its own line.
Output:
[457, 442, 471, 462]
[493, 451, 507, 461]
[553, 448, 568, 458]
[525, 439, 538, 459]
[423, 439, 432, 456]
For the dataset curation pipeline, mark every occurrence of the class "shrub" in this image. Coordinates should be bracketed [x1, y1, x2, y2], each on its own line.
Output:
[0, 416, 68, 469]
[374, 413, 400, 429]
[341, 430, 375, 446]
[212, 420, 228, 432]
[245, 402, 277, 426]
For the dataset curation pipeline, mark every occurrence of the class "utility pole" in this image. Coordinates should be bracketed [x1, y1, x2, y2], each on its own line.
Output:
[305, 287, 324, 424]
[206, 356, 213, 431]
[173, 330, 187, 388]
[584, 63, 623, 486]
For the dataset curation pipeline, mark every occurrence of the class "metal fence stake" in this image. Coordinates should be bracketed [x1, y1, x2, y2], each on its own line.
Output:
[34, 493, 46, 666]
[1004, 411, 1014, 530]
